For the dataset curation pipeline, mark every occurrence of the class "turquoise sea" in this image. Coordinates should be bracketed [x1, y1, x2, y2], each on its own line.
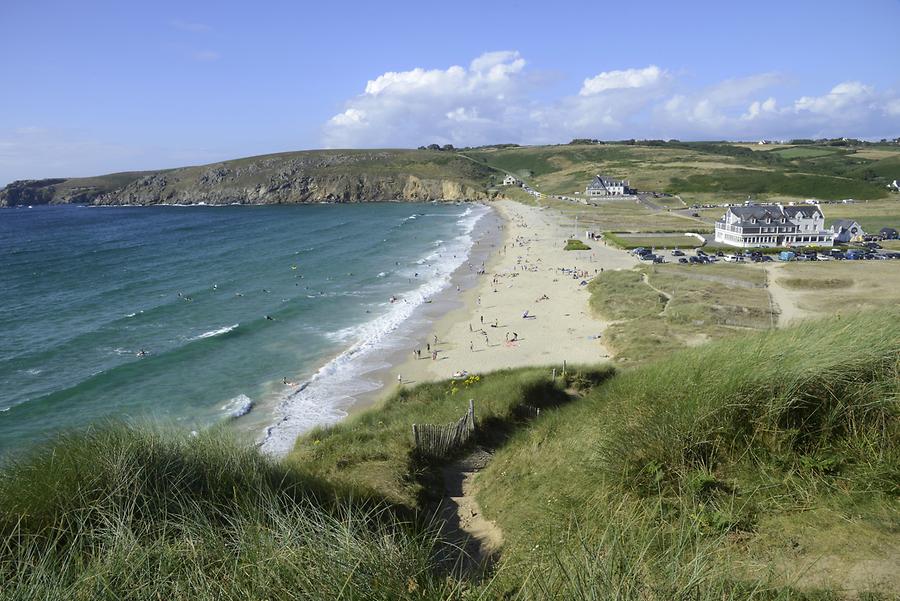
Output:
[0, 202, 490, 457]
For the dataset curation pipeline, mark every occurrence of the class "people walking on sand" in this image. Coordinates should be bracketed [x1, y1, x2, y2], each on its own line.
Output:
[505, 332, 509, 342]
[470, 341, 474, 352]
[431, 350, 437, 361]
[426, 343, 431, 352]
[397, 374, 402, 384]
[433, 334, 438, 345]
[480, 315, 484, 324]
[469, 323, 473, 332]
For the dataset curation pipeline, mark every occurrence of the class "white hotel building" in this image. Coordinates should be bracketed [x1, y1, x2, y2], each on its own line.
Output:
[714, 204, 834, 248]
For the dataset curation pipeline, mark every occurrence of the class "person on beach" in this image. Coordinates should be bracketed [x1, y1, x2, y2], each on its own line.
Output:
[470, 341, 474, 352]
[397, 374, 402, 385]
[426, 343, 431, 352]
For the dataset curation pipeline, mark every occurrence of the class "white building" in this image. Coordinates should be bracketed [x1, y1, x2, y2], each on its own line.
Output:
[831, 219, 865, 244]
[502, 174, 521, 186]
[714, 204, 834, 248]
[585, 175, 632, 197]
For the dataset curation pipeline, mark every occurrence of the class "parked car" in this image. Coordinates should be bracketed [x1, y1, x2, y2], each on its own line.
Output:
[864, 242, 882, 250]
[653, 256, 666, 263]
[779, 251, 796, 261]
[671, 249, 685, 256]
[678, 257, 689, 264]
[688, 256, 702, 264]
[845, 250, 864, 260]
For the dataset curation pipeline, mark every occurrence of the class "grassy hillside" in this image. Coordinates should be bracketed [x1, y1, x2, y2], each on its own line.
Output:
[464, 142, 897, 203]
[476, 309, 899, 598]
[2, 311, 895, 599]
[0, 149, 496, 206]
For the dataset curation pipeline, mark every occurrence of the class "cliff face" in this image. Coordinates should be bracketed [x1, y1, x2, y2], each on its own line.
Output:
[1, 150, 495, 207]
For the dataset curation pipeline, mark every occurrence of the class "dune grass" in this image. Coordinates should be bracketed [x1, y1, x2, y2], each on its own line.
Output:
[589, 264, 774, 363]
[0, 425, 463, 600]
[476, 309, 900, 598]
[288, 366, 611, 507]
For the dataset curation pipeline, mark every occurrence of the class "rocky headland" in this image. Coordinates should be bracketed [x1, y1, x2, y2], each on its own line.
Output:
[0, 149, 496, 207]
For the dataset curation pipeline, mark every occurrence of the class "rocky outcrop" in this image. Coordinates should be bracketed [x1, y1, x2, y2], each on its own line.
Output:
[1, 150, 495, 207]
[0, 179, 67, 206]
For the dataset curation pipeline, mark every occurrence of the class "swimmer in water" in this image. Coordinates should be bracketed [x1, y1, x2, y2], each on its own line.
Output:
[137, 349, 147, 357]
[265, 315, 274, 321]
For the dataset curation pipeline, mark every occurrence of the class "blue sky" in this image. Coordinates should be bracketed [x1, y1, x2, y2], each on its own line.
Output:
[1, 0, 899, 184]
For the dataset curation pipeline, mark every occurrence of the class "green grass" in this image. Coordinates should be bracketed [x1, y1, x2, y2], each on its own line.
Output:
[772, 147, 841, 159]
[0, 425, 461, 600]
[476, 309, 900, 598]
[603, 231, 705, 249]
[564, 239, 591, 250]
[588, 264, 774, 363]
[288, 366, 609, 507]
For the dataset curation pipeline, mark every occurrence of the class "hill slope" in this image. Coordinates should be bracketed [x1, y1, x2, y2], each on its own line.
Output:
[0, 149, 496, 207]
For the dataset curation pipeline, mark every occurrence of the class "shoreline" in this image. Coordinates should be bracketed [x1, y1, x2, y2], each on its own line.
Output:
[256, 202, 497, 456]
[354, 200, 640, 415]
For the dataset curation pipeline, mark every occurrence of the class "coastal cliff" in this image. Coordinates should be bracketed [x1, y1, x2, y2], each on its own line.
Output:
[0, 149, 496, 207]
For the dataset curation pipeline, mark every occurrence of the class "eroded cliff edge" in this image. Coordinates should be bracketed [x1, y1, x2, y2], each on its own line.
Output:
[1, 149, 497, 207]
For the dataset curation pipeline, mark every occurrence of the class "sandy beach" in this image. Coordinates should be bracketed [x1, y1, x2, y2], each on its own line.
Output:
[389, 200, 638, 386]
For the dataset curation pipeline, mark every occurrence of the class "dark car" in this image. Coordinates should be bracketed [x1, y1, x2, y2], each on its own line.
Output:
[672, 249, 685, 256]
[653, 255, 666, 263]
[688, 256, 702, 264]
[696, 249, 707, 256]
[864, 242, 882, 250]
[678, 257, 689, 264]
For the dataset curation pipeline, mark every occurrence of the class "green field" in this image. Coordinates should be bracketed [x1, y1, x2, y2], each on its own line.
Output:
[604, 232, 705, 249]
[466, 141, 897, 204]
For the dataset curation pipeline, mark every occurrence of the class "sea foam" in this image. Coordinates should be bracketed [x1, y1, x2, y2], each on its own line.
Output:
[259, 204, 489, 457]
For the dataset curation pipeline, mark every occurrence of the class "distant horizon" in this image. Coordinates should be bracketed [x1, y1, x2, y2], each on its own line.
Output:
[2, 0, 898, 185]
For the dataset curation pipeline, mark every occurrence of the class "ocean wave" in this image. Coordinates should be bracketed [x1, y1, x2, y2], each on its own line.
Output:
[221, 394, 254, 419]
[259, 203, 491, 457]
[192, 324, 239, 340]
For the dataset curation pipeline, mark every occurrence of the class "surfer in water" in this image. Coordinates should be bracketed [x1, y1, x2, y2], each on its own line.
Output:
[137, 349, 147, 357]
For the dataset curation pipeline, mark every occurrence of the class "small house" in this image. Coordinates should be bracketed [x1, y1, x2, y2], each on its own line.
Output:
[502, 174, 521, 186]
[831, 219, 866, 243]
[585, 175, 632, 197]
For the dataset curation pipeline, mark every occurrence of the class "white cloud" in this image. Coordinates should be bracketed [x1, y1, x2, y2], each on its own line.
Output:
[323, 55, 900, 146]
[579, 65, 664, 96]
[794, 81, 874, 115]
[323, 51, 531, 148]
[742, 97, 777, 120]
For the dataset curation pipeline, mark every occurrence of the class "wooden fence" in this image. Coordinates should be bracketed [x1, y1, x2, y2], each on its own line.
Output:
[412, 399, 475, 457]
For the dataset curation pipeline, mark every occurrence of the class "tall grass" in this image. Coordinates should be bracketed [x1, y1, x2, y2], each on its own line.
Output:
[596, 310, 899, 505]
[0, 426, 461, 600]
[475, 309, 899, 598]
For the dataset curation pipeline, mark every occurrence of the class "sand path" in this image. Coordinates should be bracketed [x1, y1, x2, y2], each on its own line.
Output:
[764, 264, 816, 327]
[438, 448, 503, 574]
